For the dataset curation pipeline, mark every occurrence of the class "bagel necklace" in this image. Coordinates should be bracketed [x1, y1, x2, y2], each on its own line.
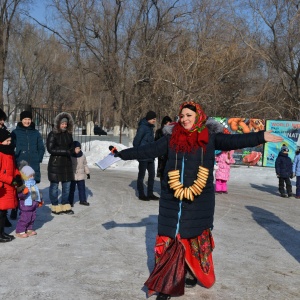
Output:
[168, 150, 209, 201]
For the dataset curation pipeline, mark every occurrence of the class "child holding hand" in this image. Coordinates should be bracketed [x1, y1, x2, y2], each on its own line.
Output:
[68, 141, 90, 206]
[15, 165, 42, 238]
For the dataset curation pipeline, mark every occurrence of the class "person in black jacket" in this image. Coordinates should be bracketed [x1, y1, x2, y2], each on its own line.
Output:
[133, 110, 159, 201]
[47, 112, 75, 215]
[155, 116, 172, 183]
[113, 101, 283, 300]
[275, 145, 293, 197]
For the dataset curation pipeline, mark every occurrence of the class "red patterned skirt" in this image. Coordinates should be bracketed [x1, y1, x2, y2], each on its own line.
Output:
[146, 229, 216, 297]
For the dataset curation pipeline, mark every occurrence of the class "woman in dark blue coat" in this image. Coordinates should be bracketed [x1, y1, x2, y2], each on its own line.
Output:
[11, 111, 45, 183]
[115, 101, 283, 300]
[10, 111, 45, 220]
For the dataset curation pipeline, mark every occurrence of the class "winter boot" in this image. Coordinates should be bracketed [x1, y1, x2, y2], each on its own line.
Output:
[0, 227, 13, 242]
[156, 293, 171, 300]
[148, 194, 159, 200]
[138, 195, 149, 201]
[61, 204, 74, 215]
[51, 205, 63, 215]
[185, 269, 197, 288]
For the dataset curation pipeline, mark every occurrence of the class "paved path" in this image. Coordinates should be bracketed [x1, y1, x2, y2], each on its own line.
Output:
[1, 165, 299, 300]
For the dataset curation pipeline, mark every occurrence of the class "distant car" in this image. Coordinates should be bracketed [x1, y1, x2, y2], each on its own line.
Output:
[94, 126, 107, 136]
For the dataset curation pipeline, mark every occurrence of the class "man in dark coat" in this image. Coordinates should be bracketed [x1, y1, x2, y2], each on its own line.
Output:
[275, 145, 293, 197]
[47, 112, 74, 215]
[133, 111, 159, 201]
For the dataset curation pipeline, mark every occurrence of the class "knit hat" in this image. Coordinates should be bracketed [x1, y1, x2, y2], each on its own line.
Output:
[21, 165, 35, 177]
[161, 116, 172, 127]
[281, 146, 289, 152]
[60, 117, 68, 124]
[145, 111, 157, 120]
[73, 141, 81, 148]
[0, 129, 11, 143]
[0, 108, 7, 121]
[20, 111, 32, 121]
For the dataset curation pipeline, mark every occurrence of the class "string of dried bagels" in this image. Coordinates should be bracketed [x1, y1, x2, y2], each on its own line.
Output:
[168, 166, 209, 201]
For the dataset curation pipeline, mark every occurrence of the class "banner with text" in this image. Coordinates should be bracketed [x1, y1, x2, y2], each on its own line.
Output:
[263, 120, 300, 167]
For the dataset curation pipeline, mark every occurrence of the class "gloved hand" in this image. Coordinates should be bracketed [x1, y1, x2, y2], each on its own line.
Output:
[17, 185, 29, 194]
[12, 175, 23, 187]
[87, 174, 90, 179]
[109, 145, 121, 158]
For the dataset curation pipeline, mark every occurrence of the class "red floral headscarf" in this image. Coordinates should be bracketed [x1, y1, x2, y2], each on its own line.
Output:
[169, 101, 209, 153]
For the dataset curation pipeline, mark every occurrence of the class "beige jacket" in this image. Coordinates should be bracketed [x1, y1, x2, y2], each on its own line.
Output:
[71, 154, 90, 181]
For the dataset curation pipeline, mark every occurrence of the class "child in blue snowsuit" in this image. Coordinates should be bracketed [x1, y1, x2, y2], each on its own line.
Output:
[15, 165, 42, 238]
[275, 145, 293, 197]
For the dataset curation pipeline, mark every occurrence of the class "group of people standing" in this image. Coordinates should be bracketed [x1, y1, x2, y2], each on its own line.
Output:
[0, 110, 90, 242]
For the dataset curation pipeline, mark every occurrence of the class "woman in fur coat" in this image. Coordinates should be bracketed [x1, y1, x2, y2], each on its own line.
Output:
[47, 112, 74, 215]
[113, 101, 283, 300]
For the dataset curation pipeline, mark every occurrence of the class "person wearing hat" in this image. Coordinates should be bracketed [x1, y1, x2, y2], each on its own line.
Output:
[133, 110, 159, 201]
[15, 165, 42, 238]
[275, 144, 293, 197]
[155, 116, 173, 184]
[0, 108, 7, 130]
[47, 112, 75, 215]
[68, 140, 90, 207]
[0, 129, 23, 242]
[10, 110, 45, 220]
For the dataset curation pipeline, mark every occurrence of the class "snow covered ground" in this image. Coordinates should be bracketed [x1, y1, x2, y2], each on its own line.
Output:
[1, 140, 299, 300]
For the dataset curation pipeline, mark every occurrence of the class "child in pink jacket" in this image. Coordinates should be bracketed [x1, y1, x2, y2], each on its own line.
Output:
[215, 150, 235, 194]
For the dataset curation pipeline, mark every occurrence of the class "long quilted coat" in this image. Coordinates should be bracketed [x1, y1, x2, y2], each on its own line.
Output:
[11, 122, 45, 183]
[119, 124, 265, 239]
[47, 112, 74, 182]
[0, 152, 20, 210]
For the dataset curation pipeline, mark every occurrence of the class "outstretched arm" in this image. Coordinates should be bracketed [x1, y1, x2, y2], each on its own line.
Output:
[264, 130, 283, 143]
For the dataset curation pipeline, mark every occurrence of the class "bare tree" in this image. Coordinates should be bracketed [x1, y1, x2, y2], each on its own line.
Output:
[0, 0, 30, 107]
[233, 0, 300, 119]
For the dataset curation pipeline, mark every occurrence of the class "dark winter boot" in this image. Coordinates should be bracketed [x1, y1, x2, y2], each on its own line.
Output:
[138, 195, 149, 201]
[148, 194, 159, 200]
[185, 269, 197, 288]
[0, 227, 13, 242]
[156, 293, 171, 300]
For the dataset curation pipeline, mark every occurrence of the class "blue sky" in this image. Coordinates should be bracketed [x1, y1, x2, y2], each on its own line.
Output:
[29, 1, 47, 23]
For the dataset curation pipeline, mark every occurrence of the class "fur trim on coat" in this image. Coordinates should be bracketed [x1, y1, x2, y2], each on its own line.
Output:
[52, 112, 74, 134]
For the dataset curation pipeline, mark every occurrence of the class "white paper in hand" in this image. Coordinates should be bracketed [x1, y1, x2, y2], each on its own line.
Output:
[95, 153, 121, 170]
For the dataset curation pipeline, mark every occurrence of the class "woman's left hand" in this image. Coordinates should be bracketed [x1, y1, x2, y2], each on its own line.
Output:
[264, 130, 284, 142]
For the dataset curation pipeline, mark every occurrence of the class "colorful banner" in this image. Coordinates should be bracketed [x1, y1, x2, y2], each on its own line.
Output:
[263, 120, 300, 167]
[211, 117, 265, 166]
